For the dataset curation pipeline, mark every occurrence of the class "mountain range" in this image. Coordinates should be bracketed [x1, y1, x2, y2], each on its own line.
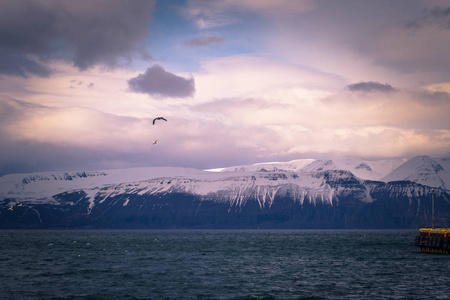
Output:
[1, 155, 449, 229]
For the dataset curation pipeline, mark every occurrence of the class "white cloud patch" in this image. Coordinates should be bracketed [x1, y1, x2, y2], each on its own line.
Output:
[193, 55, 344, 101]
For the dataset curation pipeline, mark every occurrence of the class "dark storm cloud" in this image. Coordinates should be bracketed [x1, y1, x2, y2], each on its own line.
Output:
[0, 0, 155, 77]
[347, 81, 397, 93]
[183, 36, 225, 47]
[0, 49, 52, 77]
[430, 6, 450, 23]
[128, 65, 195, 98]
[408, 6, 450, 29]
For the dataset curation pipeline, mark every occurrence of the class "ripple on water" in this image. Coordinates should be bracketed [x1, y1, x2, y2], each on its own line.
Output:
[0, 230, 449, 299]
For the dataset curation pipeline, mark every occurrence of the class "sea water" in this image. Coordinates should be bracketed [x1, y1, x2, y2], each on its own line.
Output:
[0, 230, 448, 299]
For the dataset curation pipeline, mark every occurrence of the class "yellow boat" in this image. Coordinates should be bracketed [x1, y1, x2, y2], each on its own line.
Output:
[415, 228, 450, 254]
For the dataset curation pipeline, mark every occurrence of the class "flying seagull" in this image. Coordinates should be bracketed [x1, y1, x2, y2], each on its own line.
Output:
[153, 140, 157, 145]
[153, 117, 167, 125]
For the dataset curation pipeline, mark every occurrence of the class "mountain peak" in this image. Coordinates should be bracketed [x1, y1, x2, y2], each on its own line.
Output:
[382, 155, 448, 189]
[298, 158, 404, 181]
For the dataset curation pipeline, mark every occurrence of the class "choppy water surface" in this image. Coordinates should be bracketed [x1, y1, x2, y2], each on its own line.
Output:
[0, 230, 448, 299]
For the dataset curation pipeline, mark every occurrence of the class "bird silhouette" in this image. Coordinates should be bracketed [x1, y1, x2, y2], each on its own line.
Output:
[153, 140, 158, 145]
[153, 117, 167, 125]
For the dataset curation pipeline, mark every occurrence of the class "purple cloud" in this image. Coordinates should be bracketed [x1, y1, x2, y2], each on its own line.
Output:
[128, 65, 195, 98]
[183, 36, 225, 47]
[407, 6, 450, 29]
[0, 0, 155, 77]
[347, 81, 397, 93]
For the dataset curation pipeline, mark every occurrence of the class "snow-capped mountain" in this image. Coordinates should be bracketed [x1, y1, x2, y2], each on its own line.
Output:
[297, 158, 405, 181]
[1, 156, 449, 229]
[211, 158, 405, 181]
[382, 156, 450, 190]
[0, 167, 205, 202]
[214, 159, 316, 173]
[0, 157, 409, 206]
[0, 166, 355, 210]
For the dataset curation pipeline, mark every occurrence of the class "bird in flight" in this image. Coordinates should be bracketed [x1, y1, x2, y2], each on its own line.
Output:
[153, 117, 167, 125]
[153, 140, 157, 145]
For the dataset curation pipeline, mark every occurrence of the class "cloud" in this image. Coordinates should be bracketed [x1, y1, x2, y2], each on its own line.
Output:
[359, 5, 450, 76]
[181, 0, 316, 28]
[2, 79, 450, 176]
[221, 0, 317, 16]
[196, 94, 450, 161]
[425, 82, 450, 94]
[346, 81, 397, 93]
[0, 49, 52, 77]
[407, 6, 450, 29]
[128, 65, 195, 98]
[0, 0, 155, 77]
[0, 97, 157, 175]
[183, 36, 225, 47]
[193, 81, 450, 155]
[194, 55, 345, 101]
[0, 96, 278, 175]
[0, 98, 144, 148]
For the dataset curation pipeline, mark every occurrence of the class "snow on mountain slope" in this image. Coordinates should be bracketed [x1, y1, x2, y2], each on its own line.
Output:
[299, 159, 341, 172]
[2, 155, 448, 211]
[382, 156, 450, 189]
[82, 170, 345, 212]
[434, 158, 450, 190]
[0, 167, 206, 203]
[1, 165, 361, 212]
[298, 158, 405, 181]
[213, 159, 316, 173]
[364, 159, 407, 179]
[211, 158, 404, 181]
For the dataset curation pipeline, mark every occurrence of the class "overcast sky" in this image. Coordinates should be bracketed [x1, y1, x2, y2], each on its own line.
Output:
[1, 0, 450, 176]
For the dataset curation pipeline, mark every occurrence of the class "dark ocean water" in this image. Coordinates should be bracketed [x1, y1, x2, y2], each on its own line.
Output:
[0, 230, 448, 300]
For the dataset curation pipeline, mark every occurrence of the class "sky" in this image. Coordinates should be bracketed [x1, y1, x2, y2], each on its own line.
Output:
[1, 0, 450, 176]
